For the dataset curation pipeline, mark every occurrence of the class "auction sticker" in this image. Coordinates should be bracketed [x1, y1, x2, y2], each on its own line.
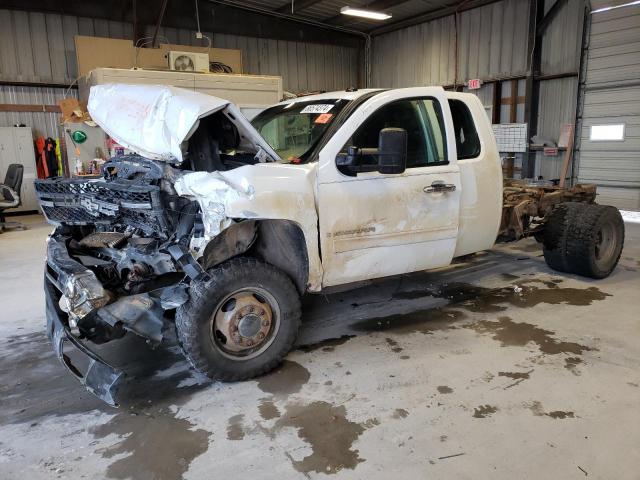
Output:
[314, 113, 333, 124]
[301, 104, 334, 114]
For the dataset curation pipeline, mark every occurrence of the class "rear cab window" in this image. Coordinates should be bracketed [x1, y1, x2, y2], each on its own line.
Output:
[448, 99, 481, 160]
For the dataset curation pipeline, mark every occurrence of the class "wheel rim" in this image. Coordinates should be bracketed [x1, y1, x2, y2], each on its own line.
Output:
[210, 287, 280, 360]
[594, 220, 617, 268]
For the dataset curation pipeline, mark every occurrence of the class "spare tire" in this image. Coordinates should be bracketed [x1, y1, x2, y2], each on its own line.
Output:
[564, 204, 625, 279]
[542, 202, 587, 273]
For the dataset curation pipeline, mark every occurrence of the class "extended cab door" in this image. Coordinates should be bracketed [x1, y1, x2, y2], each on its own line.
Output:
[317, 88, 461, 287]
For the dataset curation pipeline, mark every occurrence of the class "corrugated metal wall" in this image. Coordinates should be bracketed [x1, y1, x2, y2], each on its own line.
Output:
[371, 0, 530, 88]
[0, 85, 75, 139]
[371, 0, 585, 183]
[577, 5, 640, 210]
[0, 9, 358, 92]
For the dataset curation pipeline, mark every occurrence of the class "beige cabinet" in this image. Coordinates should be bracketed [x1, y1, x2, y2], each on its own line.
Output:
[79, 68, 283, 120]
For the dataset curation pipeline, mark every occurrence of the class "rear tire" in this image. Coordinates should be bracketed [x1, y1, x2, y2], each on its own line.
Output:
[542, 202, 587, 272]
[564, 204, 624, 278]
[176, 257, 301, 381]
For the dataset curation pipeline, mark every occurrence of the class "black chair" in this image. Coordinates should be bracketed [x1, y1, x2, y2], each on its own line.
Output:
[0, 164, 26, 233]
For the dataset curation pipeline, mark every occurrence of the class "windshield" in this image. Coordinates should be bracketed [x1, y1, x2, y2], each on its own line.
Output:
[251, 99, 348, 162]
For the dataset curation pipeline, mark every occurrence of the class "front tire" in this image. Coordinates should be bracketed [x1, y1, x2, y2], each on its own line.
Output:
[176, 257, 301, 381]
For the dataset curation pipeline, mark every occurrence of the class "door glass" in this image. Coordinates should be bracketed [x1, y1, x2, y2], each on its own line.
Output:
[339, 98, 448, 169]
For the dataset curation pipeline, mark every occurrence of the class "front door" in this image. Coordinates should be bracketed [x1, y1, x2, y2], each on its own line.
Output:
[317, 88, 461, 287]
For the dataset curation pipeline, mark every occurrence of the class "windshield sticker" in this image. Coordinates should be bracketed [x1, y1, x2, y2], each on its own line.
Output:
[314, 113, 334, 124]
[301, 104, 334, 114]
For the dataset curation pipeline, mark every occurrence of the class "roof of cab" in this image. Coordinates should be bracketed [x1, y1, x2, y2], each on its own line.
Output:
[274, 88, 384, 107]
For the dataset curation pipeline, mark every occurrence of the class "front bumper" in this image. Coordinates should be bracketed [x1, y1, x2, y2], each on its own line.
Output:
[45, 277, 123, 406]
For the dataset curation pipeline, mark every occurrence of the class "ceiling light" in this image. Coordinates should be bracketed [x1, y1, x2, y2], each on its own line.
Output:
[340, 6, 392, 20]
[591, 0, 640, 13]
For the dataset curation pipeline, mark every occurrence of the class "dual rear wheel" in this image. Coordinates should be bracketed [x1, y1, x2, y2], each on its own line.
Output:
[542, 202, 625, 279]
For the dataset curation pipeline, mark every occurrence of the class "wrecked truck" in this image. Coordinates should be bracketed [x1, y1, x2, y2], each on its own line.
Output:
[36, 84, 624, 405]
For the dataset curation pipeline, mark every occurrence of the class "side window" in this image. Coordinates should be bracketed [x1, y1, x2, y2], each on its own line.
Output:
[340, 98, 447, 169]
[448, 99, 481, 159]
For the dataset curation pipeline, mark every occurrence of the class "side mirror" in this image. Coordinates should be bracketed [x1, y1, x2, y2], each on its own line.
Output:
[377, 128, 407, 174]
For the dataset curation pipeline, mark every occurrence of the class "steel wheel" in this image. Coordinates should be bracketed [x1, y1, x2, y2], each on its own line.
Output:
[210, 287, 281, 361]
[594, 221, 616, 269]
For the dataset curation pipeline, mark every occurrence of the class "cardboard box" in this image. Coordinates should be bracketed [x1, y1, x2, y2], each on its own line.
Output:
[75, 36, 243, 77]
[75, 36, 135, 77]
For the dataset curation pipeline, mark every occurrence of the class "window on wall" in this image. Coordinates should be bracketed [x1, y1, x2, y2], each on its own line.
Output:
[590, 124, 625, 141]
[340, 98, 448, 169]
[449, 99, 481, 159]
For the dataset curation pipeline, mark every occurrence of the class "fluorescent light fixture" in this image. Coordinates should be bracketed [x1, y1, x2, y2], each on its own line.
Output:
[591, 0, 640, 13]
[340, 6, 392, 20]
[590, 124, 625, 141]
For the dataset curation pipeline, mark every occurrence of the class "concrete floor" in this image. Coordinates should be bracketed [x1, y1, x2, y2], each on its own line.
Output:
[1, 214, 639, 480]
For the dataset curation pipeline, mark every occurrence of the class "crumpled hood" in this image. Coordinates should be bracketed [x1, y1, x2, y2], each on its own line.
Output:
[87, 84, 279, 163]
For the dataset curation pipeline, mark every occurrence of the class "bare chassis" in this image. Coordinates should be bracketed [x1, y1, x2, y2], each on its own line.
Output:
[498, 179, 597, 242]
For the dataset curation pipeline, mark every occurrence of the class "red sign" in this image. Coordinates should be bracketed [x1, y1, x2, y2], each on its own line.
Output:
[468, 78, 482, 90]
[543, 147, 559, 156]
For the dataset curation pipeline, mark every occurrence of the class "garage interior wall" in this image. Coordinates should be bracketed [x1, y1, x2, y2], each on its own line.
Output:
[371, 0, 585, 182]
[0, 8, 359, 139]
[576, 3, 640, 210]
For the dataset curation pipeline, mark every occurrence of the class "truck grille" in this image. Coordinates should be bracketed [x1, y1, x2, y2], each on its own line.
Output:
[35, 178, 168, 238]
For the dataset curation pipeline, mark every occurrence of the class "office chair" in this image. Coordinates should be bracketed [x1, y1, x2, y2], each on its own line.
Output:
[0, 164, 26, 233]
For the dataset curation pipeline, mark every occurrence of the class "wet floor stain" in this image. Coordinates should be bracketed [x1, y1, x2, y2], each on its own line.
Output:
[256, 360, 310, 397]
[385, 337, 403, 353]
[473, 405, 498, 418]
[528, 401, 575, 419]
[226, 414, 246, 440]
[351, 280, 609, 340]
[564, 357, 584, 375]
[498, 371, 532, 380]
[467, 316, 594, 355]
[352, 308, 465, 335]
[258, 399, 281, 420]
[434, 281, 610, 312]
[362, 417, 380, 428]
[437, 386, 453, 394]
[298, 335, 355, 353]
[547, 411, 575, 419]
[91, 412, 210, 480]
[392, 408, 409, 419]
[274, 401, 365, 475]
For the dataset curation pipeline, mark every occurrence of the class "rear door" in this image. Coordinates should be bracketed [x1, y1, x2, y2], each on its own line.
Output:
[317, 88, 461, 287]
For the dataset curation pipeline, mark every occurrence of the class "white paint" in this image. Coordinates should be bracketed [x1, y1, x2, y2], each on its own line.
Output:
[87, 84, 279, 162]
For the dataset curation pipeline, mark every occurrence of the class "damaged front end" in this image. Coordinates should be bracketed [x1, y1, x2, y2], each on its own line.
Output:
[38, 156, 215, 405]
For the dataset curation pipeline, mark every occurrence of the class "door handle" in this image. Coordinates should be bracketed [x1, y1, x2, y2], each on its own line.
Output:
[423, 181, 456, 193]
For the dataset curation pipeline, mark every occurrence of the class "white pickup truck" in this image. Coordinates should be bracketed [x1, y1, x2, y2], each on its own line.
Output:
[36, 84, 624, 405]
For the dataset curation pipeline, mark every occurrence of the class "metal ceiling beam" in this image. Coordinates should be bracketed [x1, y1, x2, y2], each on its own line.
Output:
[322, 0, 411, 25]
[275, 0, 325, 14]
[367, 0, 501, 35]
[150, 0, 169, 48]
[536, 0, 569, 36]
[0, 0, 364, 47]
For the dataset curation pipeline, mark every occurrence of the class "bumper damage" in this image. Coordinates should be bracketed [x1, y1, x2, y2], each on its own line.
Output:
[44, 236, 193, 406]
[45, 278, 123, 406]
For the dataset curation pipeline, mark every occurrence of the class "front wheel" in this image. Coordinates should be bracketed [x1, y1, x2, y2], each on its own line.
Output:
[176, 257, 301, 381]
